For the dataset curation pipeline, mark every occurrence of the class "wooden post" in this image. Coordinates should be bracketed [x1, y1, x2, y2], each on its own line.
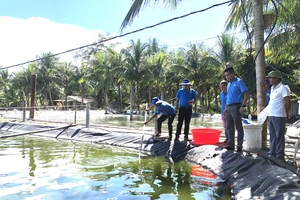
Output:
[74, 110, 77, 124]
[29, 74, 36, 119]
[130, 85, 134, 121]
[22, 101, 26, 121]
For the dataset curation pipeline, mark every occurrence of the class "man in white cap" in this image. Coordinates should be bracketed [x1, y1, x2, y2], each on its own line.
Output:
[266, 70, 291, 160]
[174, 79, 197, 142]
[144, 97, 176, 141]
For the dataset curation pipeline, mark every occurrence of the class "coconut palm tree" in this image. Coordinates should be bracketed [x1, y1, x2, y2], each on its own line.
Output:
[120, 0, 181, 31]
[267, 0, 300, 63]
[123, 39, 148, 113]
[72, 62, 94, 108]
[146, 51, 170, 100]
[216, 33, 236, 65]
[35, 52, 60, 106]
[0, 69, 13, 107]
[56, 62, 76, 110]
[11, 65, 36, 107]
[106, 48, 126, 111]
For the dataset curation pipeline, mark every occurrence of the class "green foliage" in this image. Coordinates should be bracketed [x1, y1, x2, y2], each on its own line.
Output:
[2, 2, 300, 113]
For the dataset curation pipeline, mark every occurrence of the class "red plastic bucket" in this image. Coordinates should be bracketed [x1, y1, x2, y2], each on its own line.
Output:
[191, 128, 221, 145]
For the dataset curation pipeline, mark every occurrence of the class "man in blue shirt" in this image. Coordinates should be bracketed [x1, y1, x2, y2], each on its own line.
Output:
[174, 79, 197, 142]
[220, 80, 229, 143]
[265, 79, 271, 105]
[224, 67, 249, 152]
[144, 97, 176, 141]
[252, 79, 272, 115]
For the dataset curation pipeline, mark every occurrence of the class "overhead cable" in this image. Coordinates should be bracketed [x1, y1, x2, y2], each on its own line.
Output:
[168, 31, 243, 48]
[1, 0, 233, 70]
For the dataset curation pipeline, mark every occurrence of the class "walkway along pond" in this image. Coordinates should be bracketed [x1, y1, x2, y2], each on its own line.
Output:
[1, 121, 300, 199]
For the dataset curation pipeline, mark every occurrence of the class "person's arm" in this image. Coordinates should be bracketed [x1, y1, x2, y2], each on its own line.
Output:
[284, 96, 291, 119]
[192, 90, 197, 104]
[251, 107, 257, 115]
[239, 91, 249, 115]
[144, 113, 158, 125]
[242, 91, 250, 106]
[146, 104, 155, 111]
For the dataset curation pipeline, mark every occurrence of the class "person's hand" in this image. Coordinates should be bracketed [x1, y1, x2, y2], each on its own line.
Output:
[222, 110, 226, 116]
[143, 121, 148, 125]
[188, 100, 195, 105]
[239, 107, 245, 115]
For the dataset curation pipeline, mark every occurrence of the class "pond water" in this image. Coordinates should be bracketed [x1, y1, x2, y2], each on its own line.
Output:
[1, 110, 224, 131]
[94, 113, 224, 130]
[0, 136, 232, 200]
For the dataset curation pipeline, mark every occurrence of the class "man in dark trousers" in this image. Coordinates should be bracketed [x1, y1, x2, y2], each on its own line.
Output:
[174, 79, 197, 142]
[144, 97, 176, 141]
[224, 67, 249, 152]
[266, 70, 291, 159]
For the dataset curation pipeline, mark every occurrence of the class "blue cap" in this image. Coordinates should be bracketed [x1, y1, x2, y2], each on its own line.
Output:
[180, 79, 192, 86]
[151, 97, 160, 105]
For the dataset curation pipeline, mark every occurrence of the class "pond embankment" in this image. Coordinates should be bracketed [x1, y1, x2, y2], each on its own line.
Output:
[1, 121, 300, 199]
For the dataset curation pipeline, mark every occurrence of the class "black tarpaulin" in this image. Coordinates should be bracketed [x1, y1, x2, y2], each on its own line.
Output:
[1, 122, 300, 199]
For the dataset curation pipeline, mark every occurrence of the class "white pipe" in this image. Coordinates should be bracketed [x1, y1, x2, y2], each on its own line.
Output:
[85, 103, 90, 128]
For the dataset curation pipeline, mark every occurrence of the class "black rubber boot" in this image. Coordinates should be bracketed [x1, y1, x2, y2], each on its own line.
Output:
[184, 135, 189, 141]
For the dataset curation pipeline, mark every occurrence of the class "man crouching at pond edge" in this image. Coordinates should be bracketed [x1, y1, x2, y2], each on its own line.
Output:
[224, 67, 249, 152]
[144, 97, 176, 141]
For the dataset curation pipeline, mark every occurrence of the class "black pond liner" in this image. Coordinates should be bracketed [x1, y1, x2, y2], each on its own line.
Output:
[1, 122, 300, 199]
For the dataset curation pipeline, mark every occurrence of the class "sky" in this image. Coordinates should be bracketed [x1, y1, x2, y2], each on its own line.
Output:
[0, 0, 243, 72]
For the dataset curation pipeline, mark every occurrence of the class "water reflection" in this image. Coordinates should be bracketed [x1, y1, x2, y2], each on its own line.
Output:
[150, 163, 175, 198]
[29, 140, 36, 177]
[0, 137, 231, 200]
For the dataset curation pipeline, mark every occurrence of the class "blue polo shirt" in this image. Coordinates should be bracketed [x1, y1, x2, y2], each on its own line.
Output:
[226, 77, 248, 104]
[176, 88, 197, 107]
[220, 91, 227, 113]
[155, 101, 176, 115]
[266, 87, 271, 105]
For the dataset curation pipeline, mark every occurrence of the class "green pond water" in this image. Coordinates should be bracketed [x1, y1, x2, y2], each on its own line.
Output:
[0, 135, 232, 200]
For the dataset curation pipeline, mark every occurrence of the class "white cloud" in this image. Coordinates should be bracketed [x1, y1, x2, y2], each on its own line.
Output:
[0, 16, 126, 72]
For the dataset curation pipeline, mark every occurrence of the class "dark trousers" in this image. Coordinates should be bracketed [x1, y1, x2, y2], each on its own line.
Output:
[157, 114, 176, 137]
[268, 116, 286, 157]
[175, 107, 192, 138]
[225, 104, 244, 149]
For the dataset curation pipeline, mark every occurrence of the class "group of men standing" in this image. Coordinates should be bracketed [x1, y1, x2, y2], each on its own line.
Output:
[144, 67, 291, 159]
[220, 67, 291, 157]
[144, 79, 196, 142]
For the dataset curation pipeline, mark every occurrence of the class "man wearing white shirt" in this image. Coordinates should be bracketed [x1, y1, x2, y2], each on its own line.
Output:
[266, 71, 291, 159]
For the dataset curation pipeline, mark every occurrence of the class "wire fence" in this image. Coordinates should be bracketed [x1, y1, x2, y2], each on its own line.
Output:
[0, 103, 226, 135]
[0, 104, 153, 129]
